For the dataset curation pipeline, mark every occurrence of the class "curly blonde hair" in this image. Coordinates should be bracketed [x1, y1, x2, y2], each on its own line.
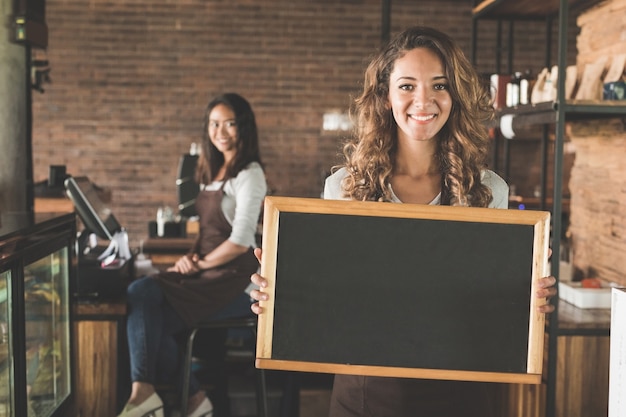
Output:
[341, 26, 495, 207]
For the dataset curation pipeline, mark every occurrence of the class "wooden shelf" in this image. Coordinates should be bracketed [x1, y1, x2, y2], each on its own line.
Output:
[473, 1, 617, 415]
[494, 100, 626, 128]
[472, 0, 602, 19]
[508, 196, 571, 213]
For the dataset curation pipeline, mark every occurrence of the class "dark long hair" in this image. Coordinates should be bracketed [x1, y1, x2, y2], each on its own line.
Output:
[195, 93, 263, 184]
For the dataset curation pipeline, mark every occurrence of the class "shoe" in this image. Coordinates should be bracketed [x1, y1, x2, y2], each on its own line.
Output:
[168, 396, 213, 417]
[117, 392, 164, 417]
[187, 397, 213, 417]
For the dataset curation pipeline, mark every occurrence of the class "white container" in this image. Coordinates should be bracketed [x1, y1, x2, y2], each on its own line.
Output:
[559, 281, 613, 309]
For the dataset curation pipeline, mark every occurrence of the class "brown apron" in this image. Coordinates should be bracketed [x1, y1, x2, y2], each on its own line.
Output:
[154, 185, 258, 327]
[329, 375, 499, 417]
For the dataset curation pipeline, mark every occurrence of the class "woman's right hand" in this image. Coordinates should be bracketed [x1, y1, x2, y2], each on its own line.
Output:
[250, 248, 269, 315]
[167, 254, 199, 275]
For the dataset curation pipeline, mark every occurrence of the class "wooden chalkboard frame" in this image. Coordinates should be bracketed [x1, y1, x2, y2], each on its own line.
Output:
[256, 196, 550, 384]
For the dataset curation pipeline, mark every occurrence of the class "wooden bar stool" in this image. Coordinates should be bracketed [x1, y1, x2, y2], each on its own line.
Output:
[179, 316, 268, 417]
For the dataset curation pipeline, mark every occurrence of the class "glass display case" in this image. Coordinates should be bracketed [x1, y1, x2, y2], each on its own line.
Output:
[0, 212, 75, 417]
[0, 269, 13, 417]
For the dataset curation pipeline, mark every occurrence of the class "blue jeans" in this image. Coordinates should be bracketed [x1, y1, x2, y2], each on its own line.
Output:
[126, 276, 252, 396]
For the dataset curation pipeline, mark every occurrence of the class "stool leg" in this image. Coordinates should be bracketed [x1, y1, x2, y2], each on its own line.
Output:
[256, 368, 268, 417]
[181, 328, 199, 417]
[251, 326, 268, 417]
[280, 372, 300, 417]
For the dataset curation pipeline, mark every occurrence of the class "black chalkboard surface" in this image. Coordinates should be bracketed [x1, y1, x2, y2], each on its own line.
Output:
[256, 197, 550, 384]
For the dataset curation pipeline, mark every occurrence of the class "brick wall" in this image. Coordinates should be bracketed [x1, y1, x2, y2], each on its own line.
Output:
[568, 0, 626, 286]
[32, 0, 569, 247]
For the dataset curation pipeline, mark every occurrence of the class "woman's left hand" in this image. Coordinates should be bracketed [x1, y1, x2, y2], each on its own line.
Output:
[537, 275, 557, 313]
[537, 248, 558, 314]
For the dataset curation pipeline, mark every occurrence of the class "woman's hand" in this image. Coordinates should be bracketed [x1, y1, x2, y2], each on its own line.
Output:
[537, 275, 557, 313]
[167, 254, 200, 275]
[536, 248, 558, 313]
[249, 248, 269, 315]
[194, 257, 213, 271]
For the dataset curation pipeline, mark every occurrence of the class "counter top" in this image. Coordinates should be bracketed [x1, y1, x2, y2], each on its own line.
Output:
[556, 298, 611, 334]
[74, 298, 127, 318]
[142, 237, 194, 253]
[1, 212, 76, 262]
[0, 211, 74, 238]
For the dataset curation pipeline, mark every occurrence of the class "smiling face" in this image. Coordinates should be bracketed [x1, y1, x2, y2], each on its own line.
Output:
[387, 47, 452, 144]
[208, 103, 239, 160]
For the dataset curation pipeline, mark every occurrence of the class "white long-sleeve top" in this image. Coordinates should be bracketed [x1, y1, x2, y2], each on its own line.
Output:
[323, 167, 508, 209]
[201, 161, 267, 248]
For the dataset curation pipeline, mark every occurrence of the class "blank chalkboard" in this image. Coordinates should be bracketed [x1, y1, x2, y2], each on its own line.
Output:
[256, 197, 550, 384]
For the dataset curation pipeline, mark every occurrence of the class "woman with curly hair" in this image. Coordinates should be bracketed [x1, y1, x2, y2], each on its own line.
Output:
[251, 26, 556, 416]
[333, 25, 499, 207]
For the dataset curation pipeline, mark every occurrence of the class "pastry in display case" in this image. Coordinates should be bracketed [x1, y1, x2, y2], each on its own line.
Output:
[23, 248, 71, 417]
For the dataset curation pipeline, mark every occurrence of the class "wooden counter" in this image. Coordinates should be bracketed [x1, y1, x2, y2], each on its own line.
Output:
[553, 300, 610, 417]
[142, 237, 195, 266]
[557, 299, 611, 333]
[499, 299, 610, 417]
[34, 196, 74, 213]
[72, 299, 129, 417]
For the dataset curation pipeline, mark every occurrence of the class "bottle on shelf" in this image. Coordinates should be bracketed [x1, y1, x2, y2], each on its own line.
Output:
[490, 73, 512, 109]
[520, 70, 533, 105]
[156, 205, 174, 237]
[506, 72, 522, 107]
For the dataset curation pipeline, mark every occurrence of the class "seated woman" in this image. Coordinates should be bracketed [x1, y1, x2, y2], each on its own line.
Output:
[118, 93, 267, 417]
